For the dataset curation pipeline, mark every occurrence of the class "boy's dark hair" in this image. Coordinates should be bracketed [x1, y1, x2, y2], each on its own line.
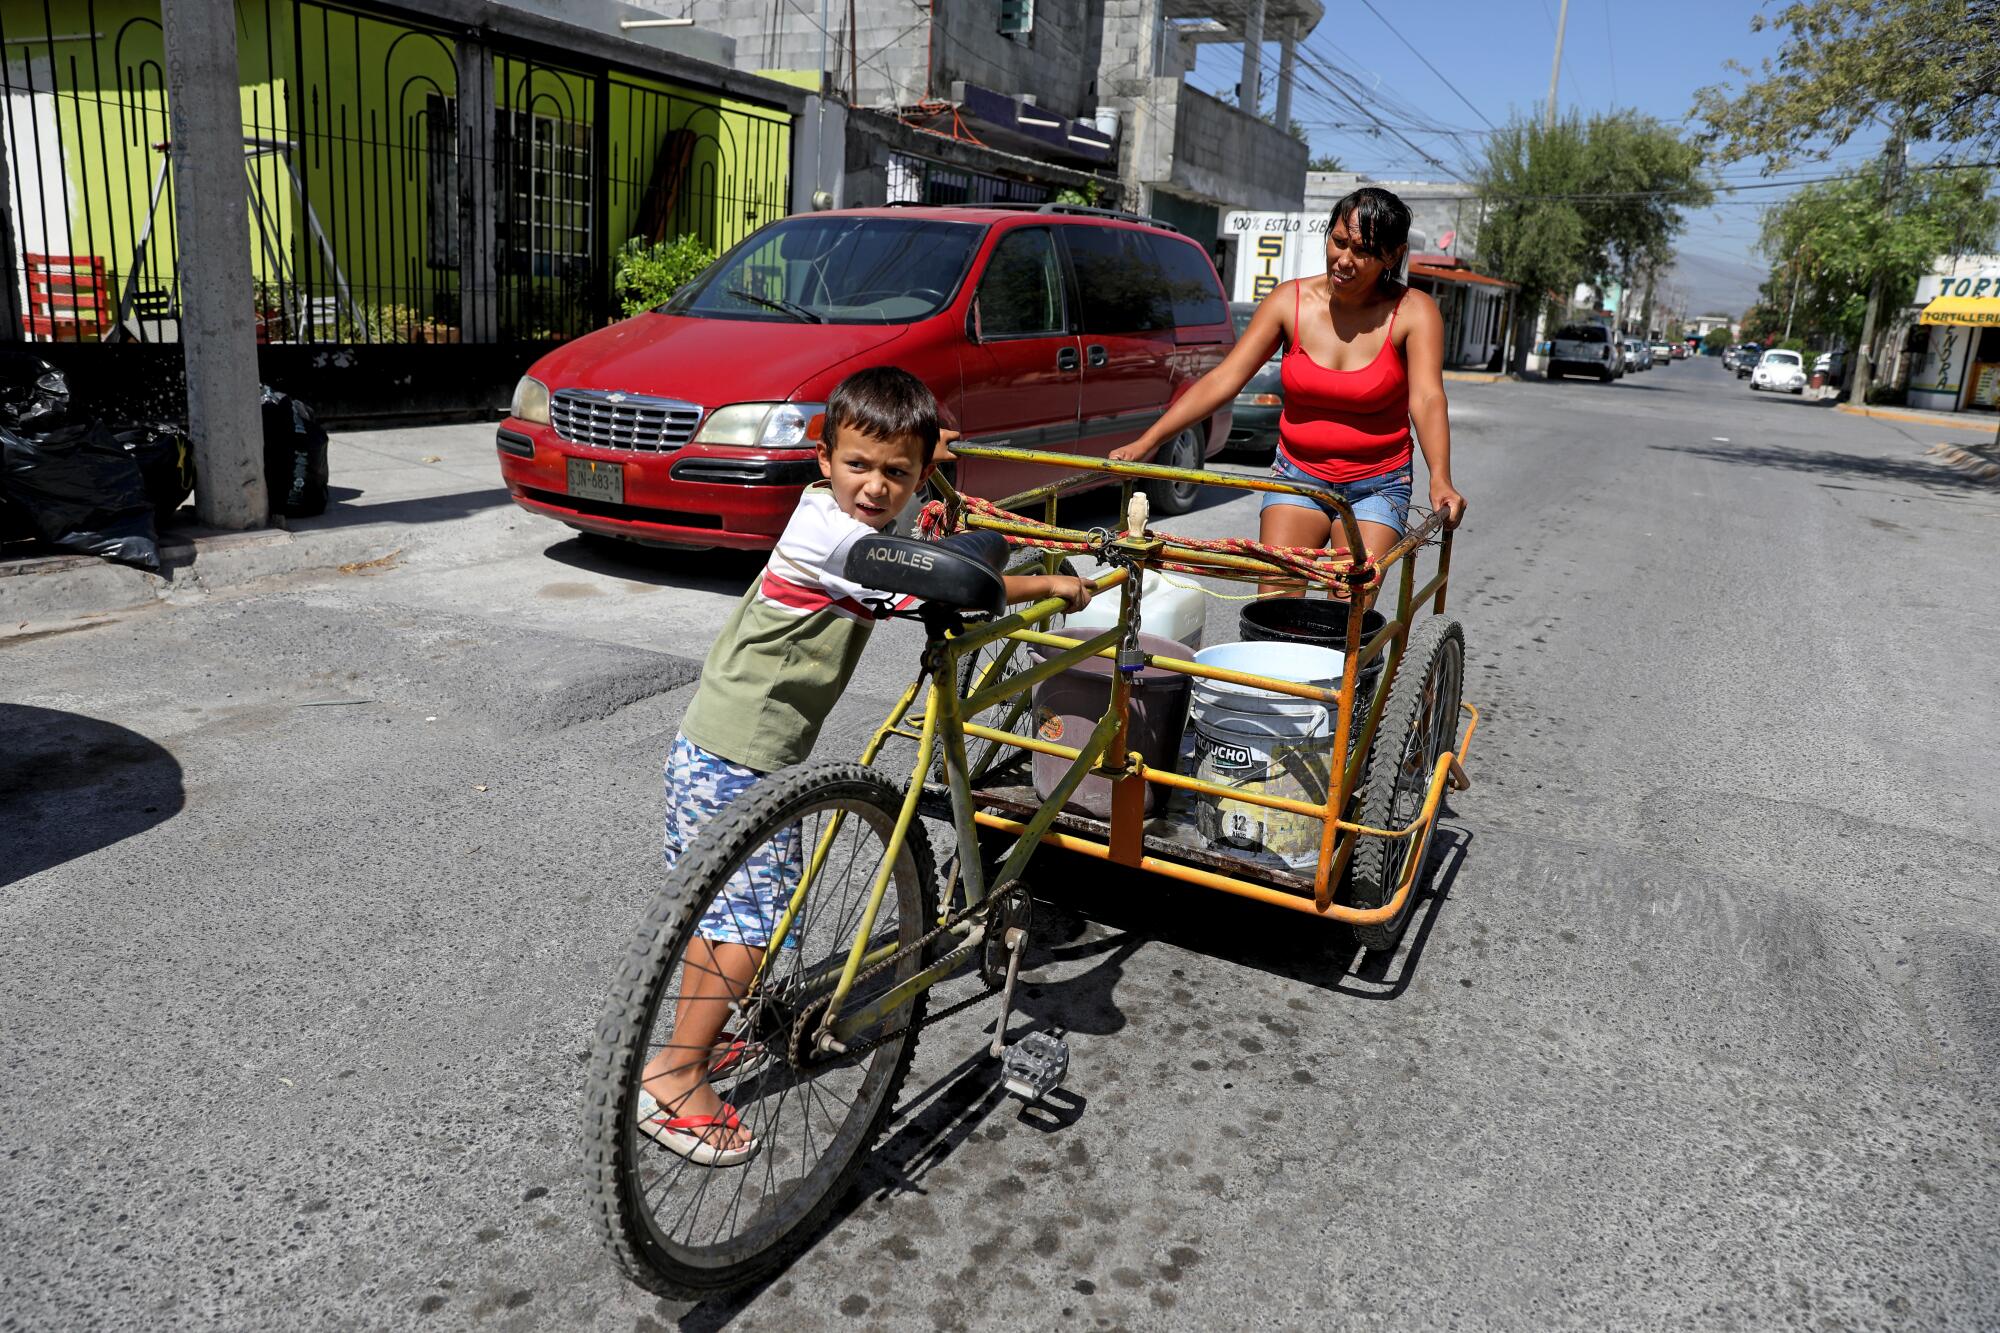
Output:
[823, 366, 942, 462]
[1329, 186, 1412, 290]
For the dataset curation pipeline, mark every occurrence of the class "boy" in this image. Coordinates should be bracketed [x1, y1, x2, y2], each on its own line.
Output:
[638, 366, 1091, 1165]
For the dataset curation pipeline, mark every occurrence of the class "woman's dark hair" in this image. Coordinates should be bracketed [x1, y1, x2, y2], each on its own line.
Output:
[1329, 186, 1412, 291]
[824, 365, 942, 461]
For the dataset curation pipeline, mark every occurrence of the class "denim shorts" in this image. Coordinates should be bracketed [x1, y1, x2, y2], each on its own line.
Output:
[1261, 452, 1412, 535]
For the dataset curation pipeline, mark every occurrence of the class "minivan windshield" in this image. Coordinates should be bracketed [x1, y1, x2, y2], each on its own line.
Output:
[667, 216, 984, 325]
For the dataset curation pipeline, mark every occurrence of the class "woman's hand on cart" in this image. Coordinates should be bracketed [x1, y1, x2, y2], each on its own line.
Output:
[1108, 440, 1159, 463]
[1431, 477, 1467, 528]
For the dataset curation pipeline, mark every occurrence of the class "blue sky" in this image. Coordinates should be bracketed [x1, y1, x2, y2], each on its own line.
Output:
[1183, 0, 1894, 313]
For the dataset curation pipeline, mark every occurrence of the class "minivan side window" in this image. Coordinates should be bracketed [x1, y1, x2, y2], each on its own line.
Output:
[1064, 226, 1170, 334]
[1147, 234, 1227, 327]
[974, 228, 1067, 339]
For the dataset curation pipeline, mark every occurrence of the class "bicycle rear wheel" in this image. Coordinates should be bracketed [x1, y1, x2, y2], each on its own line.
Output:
[583, 764, 936, 1298]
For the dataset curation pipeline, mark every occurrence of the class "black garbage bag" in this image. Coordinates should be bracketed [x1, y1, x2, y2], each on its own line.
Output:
[113, 425, 196, 522]
[260, 386, 329, 517]
[0, 421, 161, 569]
[0, 347, 74, 431]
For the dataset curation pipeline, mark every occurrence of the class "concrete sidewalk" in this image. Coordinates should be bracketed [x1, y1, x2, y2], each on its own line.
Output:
[1837, 400, 2000, 434]
[1, 420, 508, 631]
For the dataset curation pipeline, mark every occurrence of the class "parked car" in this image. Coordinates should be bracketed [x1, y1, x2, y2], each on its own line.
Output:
[1812, 350, 1845, 381]
[1669, 342, 1689, 360]
[1650, 341, 1675, 363]
[1547, 322, 1622, 381]
[1750, 348, 1808, 394]
[1732, 344, 1763, 377]
[1226, 302, 1282, 456]
[1620, 338, 1646, 373]
[497, 205, 1236, 548]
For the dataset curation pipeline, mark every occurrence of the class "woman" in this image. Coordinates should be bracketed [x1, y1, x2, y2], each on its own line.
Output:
[1113, 187, 1466, 590]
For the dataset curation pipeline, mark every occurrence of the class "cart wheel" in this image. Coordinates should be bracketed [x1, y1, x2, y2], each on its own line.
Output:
[1345, 616, 1464, 952]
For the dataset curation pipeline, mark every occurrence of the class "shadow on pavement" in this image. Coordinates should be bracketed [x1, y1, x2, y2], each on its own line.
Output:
[541, 534, 767, 593]
[293, 486, 514, 530]
[1647, 441, 1988, 490]
[0, 703, 184, 887]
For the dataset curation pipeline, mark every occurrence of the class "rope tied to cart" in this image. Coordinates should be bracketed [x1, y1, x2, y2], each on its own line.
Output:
[915, 495, 1379, 592]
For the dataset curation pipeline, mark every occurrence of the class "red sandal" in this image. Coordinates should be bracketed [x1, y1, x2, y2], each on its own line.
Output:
[636, 1091, 758, 1167]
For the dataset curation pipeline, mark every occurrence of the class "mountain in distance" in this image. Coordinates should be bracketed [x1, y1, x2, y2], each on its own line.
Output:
[1669, 250, 1768, 317]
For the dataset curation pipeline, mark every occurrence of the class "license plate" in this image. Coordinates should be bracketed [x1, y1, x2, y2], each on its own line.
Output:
[566, 457, 624, 505]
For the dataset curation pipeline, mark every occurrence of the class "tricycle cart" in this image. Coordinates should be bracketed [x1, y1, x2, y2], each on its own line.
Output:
[583, 449, 1477, 1298]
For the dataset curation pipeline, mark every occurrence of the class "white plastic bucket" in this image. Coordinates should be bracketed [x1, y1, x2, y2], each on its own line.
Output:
[1056, 554, 1206, 650]
[1186, 641, 1343, 870]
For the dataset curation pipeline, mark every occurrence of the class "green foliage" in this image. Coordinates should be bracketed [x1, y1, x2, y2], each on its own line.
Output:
[1757, 163, 1998, 344]
[1308, 154, 1345, 172]
[1693, 0, 2000, 168]
[1702, 326, 1732, 353]
[614, 234, 716, 318]
[1054, 180, 1105, 208]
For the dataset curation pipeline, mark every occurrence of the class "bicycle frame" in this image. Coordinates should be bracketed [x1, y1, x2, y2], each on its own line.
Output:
[752, 450, 1478, 1051]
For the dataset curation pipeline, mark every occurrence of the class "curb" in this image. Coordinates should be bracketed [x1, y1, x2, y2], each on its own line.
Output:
[1836, 402, 1996, 433]
[2, 522, 404, 633]
[1443, 370, 1507, 384]
[1925, 441, 2000, 484]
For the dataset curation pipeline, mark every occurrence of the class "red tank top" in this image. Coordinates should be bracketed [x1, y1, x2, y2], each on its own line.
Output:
[1277, 281, 1413, 483]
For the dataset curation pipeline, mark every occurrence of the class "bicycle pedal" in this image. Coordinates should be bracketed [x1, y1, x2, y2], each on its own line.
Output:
[1000, 1031, 1069, 1102]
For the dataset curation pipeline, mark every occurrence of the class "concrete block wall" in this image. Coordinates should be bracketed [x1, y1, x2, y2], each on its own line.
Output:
[1168, 82, 1306, 212]
[659, 0, 1111, 113]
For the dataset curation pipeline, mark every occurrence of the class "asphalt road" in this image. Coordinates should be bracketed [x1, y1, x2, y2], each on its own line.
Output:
[5, 357, 1997, 1330]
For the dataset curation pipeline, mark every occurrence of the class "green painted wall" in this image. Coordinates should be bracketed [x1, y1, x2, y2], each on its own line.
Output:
[0, 0, 791, 342]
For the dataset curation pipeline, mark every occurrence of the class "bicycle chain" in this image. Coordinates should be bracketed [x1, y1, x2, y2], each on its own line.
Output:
[786, 884, 1004, 1066]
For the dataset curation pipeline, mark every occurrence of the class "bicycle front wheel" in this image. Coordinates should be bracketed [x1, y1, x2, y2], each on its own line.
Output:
[583, 763, 937, 1298]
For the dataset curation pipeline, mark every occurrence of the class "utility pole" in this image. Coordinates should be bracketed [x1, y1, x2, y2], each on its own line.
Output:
[1849, 127, 1906, 405]
[1544, 0, 1571, 130]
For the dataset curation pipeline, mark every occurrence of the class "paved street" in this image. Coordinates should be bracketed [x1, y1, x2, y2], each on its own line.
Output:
[5, 357, 1997, 1330]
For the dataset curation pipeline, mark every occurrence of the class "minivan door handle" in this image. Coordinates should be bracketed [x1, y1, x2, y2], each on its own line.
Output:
[1056, 346, 1079, 371]
[1086, 344, 1108, 368]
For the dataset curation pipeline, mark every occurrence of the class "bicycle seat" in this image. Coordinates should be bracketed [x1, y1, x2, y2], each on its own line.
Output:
[844, 529, 1008, 618]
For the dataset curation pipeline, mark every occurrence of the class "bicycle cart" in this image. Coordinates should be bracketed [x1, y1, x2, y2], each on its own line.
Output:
[583, 449, 1478, 1298]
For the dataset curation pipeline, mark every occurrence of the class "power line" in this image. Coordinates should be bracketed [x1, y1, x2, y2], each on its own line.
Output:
[1353, 0, 1494, 129]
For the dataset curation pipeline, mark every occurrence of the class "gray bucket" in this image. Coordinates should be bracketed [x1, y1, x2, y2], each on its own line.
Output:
[1028, 631, 1193, 819]
[1187, 641, 1343, 870]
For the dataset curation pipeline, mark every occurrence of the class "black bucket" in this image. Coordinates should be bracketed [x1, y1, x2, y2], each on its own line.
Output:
[1237, 598, 1386, 692]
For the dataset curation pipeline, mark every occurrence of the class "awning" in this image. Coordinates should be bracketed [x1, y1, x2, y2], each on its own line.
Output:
[1920, 295, 2000, 326]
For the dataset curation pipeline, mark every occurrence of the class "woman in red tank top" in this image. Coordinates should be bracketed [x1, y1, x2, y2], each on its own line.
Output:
[1115, 188, 1465, 587]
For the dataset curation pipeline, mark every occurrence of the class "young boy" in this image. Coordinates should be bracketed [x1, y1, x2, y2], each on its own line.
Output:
[639, 366, 1091, 1165]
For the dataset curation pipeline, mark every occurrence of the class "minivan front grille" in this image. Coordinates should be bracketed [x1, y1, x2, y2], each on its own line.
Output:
[550, 389, 704, 452]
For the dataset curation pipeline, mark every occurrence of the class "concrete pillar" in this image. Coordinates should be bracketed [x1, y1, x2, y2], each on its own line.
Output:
[791, 95, 847, 213]
[455, 40, 498, 344]
[1238, 0, 1265, 114]
[1274, 22, 1296, 131]
[160, 0, 264, 529]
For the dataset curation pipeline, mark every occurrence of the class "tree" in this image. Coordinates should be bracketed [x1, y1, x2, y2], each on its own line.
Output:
[1756, 163, 1997, 353]
[1475, 115, 1595, 373]
[1703, 326, 1732, 354]
[1308, 154, 1344, 172]
[1475, 111, 1710, 369]
[1693, 0, 2000, 168]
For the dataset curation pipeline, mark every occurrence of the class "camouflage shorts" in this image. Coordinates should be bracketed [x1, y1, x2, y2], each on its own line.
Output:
[664, 733, 800, 949]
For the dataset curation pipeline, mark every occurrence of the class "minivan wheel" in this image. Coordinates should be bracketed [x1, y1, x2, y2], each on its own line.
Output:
[1142, 428, 1203, 516]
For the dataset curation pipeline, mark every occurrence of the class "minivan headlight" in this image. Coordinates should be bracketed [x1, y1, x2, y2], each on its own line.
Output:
[694, 402, 828, 448]
[510, 376, 551, 425]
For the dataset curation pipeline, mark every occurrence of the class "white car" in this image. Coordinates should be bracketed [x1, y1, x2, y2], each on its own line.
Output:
[1751, 349, 1807, 394]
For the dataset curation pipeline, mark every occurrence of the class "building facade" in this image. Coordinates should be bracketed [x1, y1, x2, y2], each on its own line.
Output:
[1905, 254, 2000, 415]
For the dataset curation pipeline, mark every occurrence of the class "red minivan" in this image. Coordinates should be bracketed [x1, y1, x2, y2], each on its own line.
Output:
[496, 205, 1234, 549]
